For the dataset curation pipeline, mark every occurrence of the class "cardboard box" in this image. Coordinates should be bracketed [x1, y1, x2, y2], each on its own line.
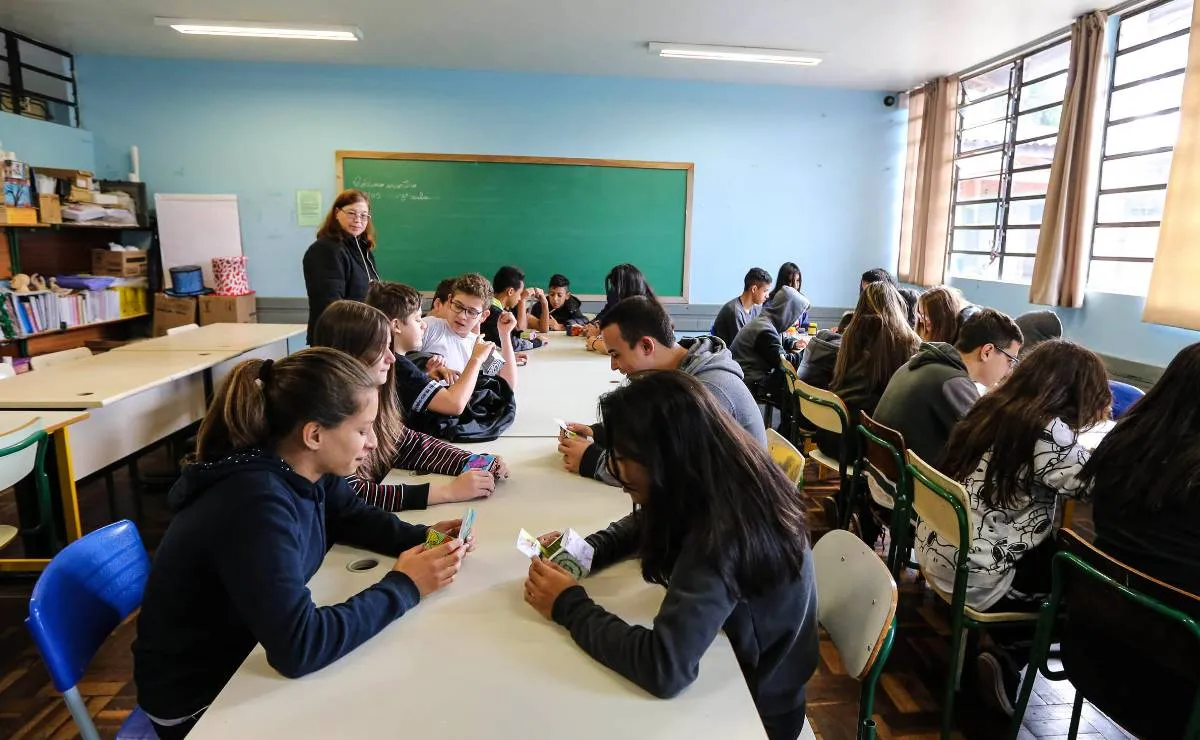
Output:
[199, 294, 257, 326]
[38, 194, 61, 224]
[0, 207, 38, 226]
[92, 249, 147, 277]
[152, 293, 198, 337]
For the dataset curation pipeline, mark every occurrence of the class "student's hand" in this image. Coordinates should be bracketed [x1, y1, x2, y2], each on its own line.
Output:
[583, 323, 600, 339]
[471, 337, 497, 363]
[548, 318, 563, 331]
[489, 455, 510, 480]
[533, 333, 549, 346]
[524, 557, 579, 620]
[557, 434, 592, 474]
[449, 470, 496, 501]
[426, 354, 446, 373]
[564, 422, 593, 439]
[537, 531, 562, 548]
[498, 310, 517, 335]
[430, 518, 477, 553]
[520, 287, 534, 302]
[394, 540, 464, 597]
[429, 366, 460, 384]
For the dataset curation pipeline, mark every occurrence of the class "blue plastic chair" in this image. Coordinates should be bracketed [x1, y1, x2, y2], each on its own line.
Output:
[1109, 380, 1145, 420]
[26, 520, 158, 740]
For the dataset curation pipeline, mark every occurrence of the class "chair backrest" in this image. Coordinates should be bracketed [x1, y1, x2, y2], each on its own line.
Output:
[906, 450, 970, 549]
[858, 412, 907, 492]
[1108, 380, 1145, 419]
[26, 520, 150, 693]
[766, 428, 806, 487]
[167, 322, 200, 335]
[29, 347, 92, 371]
[794, 377, 850, 436]
[1050, 529, 1200, 737]
[813, 529, 898, 679]
[0, 363, 14, 380]
[0, 417, 46, 490]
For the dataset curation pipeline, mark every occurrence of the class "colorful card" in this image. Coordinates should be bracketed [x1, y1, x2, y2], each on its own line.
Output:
[515, 527, 594, 578]
[516, 528, 543, 558]
[459, 507, 477, 543]
[424, 528, 449, 550]
[463, 453, 496, 473]
[553, 418, 579, 439]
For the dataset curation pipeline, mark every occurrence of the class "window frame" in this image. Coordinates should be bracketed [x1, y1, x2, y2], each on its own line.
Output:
[946, 38, 1072, 284]
[0, 26, 79, 127]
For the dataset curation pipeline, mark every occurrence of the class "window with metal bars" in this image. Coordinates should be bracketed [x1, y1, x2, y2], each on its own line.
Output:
[1089, 0, 1193, 296]
[947, 39, 1072, 285]
[0, 27, 78, 127]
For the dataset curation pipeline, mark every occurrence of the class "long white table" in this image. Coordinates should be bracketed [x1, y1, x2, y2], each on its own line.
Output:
[506, 334, 624, 436]
[190, 369, 770, 737]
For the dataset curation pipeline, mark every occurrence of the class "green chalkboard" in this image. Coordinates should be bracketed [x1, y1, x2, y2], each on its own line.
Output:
[337, 153, 692, 299]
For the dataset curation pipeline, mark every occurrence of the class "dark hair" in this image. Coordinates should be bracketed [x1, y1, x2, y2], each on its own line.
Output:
[549, 274, 570, 289]
[600, 371, 808, 595]
[366, 281, 422, 322]
[837, 310, 855, 333]
[317, 189, 376, 248]
[598, 296, 675, 349]
[1079, 343, 1200, 512]
[832, 282, 921, 394]
[194, 347, 376, 463]
[310, 300, 404, 481]
[744, 267, 773, 292]
[942, 340, 1112, 509]
[898, 288, 921, 329]
[453, 272, 494, 305]
[432, 278, 457, 307]
[493, 265, 526, 294]
[956, 308, 1023, 353]
[605, 264, 657, 305]
[861, 268, 898, 289]
[919, 286, 967, 344]
[769, 262, 802, 299]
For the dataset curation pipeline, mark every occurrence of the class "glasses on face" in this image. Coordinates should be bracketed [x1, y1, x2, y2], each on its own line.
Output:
[996, 345, 1020, 368]
[340, 209, 370, 223]
[449, 299, 483, 319]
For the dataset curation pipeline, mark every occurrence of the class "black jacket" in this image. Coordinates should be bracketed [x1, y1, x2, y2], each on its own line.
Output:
[302, 235, 379, 341]
[795, 330, 842, 391]
[553, 513, 818, 718]
[133, 450, 425, 720]
[531, 296, 588, 328]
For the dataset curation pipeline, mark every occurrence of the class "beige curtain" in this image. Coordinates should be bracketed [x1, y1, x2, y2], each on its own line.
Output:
[1144, 1, 1200, 329]
[1029, 11, 1107, 307]
[897, 76, 958, 287]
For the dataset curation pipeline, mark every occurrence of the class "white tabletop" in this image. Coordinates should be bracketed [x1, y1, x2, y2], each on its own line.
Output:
[190, 437, 767, 739]
[113, 323, 305, 353]
[507, 335, 623, 437]
[0, 409, 89, 434]
[0, 349, 241, 409]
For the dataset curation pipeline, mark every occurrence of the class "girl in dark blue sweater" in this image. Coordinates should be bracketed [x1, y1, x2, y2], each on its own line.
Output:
[134, 348, 471, 738]
[523, 371, 819, 740]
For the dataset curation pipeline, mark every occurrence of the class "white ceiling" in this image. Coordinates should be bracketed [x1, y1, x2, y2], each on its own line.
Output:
[2, 0, 1103, 90]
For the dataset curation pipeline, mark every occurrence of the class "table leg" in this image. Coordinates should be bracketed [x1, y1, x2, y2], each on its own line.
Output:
[53, 426, 83, 542]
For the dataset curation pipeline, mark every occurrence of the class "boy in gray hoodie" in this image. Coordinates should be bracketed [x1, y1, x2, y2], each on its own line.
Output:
[730, 286, 812, 401]
[558, 296, 767, 485]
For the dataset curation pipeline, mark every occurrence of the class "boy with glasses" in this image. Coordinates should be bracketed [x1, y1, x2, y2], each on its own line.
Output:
[421, 273, 519, 392]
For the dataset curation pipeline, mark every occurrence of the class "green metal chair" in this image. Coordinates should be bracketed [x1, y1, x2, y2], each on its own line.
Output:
[0, 417, 58, 555]
[856, 412, 915, 578]
[812, 529, 897, 740]
[906, 450, 1038, 739]
[794, 377, 860, 530]
[1009, 529, 1200, 740]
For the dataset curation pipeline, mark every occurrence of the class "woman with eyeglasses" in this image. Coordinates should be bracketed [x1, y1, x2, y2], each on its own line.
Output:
[303, 189, 381, 342]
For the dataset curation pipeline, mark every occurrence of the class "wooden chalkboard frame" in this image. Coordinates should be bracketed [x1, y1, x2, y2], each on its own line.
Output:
[335, 151, 694, 303]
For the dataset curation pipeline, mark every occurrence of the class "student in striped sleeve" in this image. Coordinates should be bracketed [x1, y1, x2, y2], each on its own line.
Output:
[312, 301, 509, 511]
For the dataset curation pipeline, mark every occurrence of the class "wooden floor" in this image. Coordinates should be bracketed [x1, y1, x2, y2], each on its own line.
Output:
[0, 451, 1137, 739]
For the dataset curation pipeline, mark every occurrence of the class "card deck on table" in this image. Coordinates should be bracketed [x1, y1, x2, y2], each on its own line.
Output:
[459, 507, 477, 543]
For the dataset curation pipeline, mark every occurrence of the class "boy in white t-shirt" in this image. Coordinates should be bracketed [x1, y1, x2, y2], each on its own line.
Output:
[422, 273, 519, 392]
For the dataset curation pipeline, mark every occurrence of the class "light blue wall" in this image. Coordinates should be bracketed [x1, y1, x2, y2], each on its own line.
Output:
[949, 278, 1199, 368]
[74, 55, 906, 304]
[0, 111, 95, 170]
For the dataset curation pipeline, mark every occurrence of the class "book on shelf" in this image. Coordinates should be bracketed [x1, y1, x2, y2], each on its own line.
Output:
[0, 288, 133, 339]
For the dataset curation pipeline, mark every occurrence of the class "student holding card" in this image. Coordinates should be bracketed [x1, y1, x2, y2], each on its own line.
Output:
[525, 371, 817, 740]
[134, 349, 470, 739]
[311, 300, 509, 511]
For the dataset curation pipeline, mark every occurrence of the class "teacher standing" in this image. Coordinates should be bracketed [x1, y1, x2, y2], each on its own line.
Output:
[303, 189, 381, 342]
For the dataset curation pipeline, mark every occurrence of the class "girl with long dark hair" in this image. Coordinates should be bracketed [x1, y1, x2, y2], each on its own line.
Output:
[767, 261, 802, 301]
[585, 263, 658, 352]
[522, 371, 818, 740]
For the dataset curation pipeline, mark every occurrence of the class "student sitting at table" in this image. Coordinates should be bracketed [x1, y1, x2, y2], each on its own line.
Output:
[428, 277, 457, 318]
[584, 263, 657, 353]
[529, 273, 589, 332]
[711, 267, 773, 347]
[859, 267, 898, 293]
[133, 348, 470, 739]
[794, 310, 853, 391]
[422, 273, 519, 391]
[312, 301, 509, 510]
[928, 340, 1111, 715]
[481, 265, 547, 351]
[898, 287, 921, 330]
[526, 371, 817, 740]
[1083, 342, 1200, 595]
[1014, 309, 1063, 358]
[767, 261, 801, 301]
[916, 286, 966, 344]
[730, 286, 810, 404]
[559, 296, 767, 484]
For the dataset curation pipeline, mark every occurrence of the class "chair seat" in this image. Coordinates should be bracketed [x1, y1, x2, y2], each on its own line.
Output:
[0, 524, 15, 550]
[799, 718, 816, 740]
[866, 476, 896, 510]
[809, 448, 855, 476]
[924, 575, 1040, 623]
[117, 707, 159, 740]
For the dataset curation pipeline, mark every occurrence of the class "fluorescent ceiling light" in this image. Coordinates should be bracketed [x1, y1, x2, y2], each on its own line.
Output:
[154, 18, 362, 41]
[648, 42, 821, 66]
